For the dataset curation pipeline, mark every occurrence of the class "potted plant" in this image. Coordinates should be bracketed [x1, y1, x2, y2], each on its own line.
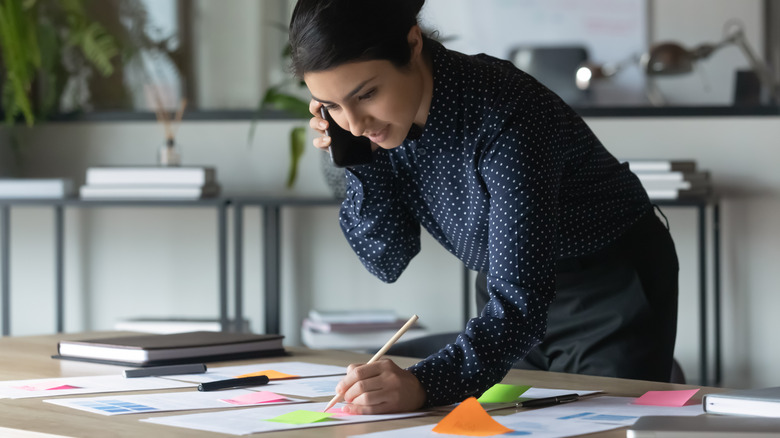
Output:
[0, 0, 120, 128]
[255, 81, 310, 189]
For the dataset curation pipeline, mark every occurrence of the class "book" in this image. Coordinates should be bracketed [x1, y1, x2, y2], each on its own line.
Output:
[114, 317, 250, 334]
[645, 187, 711, 200]
[638, 171, 711, 192]
[0, 178, 74, 198]
[627, 415, 780, 437]
[55, 331, 285, 367]
[308, 309, 399, 324]
[301, 325, 429, 351]
[302, 317, 420, 333]
[626, 160, 697, 173]
[634, 171, 710, 183]
[79, 183, 220, 200]
[85, 167, 216, 186]
[703, 386, 780, 417]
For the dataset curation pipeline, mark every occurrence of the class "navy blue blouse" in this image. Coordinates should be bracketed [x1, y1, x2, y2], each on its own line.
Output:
[338, 41, 651, 406]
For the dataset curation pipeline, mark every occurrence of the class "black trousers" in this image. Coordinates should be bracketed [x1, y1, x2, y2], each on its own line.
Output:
[476, 207, 679, 382]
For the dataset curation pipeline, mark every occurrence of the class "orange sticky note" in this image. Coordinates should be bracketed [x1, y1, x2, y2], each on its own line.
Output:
[235, 370, 299, 380]
[432, 397, 513, 436]
[633, 389, 700, 407]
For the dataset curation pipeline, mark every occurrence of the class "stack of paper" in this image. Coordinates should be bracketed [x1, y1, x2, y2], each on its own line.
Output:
[626, 159, 712, 200]
[79, 166, 220, 200]
[0, 178, 75, 199]
[301, 309, 428, 351]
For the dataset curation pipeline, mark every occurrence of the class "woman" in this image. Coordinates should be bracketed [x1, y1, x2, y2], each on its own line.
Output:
[289, 0, 679, 414]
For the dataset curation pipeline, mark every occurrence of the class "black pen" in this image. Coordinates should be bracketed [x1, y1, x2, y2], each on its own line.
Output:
[124, 363, 207, 378]
[517, 393, 579, 408]
[198, 375, 270, 391]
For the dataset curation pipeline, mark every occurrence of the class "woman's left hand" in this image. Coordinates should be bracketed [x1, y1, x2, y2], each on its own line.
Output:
[335, 359, 426, 414]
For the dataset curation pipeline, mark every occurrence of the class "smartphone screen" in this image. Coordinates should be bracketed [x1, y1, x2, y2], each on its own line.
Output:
[320, 107, 374, 168]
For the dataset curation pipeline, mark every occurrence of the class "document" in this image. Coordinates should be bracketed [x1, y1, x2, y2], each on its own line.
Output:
[0, 375, 192, 399]
[142, 401, 426, 435]
[44, 389, 307, 415]
[261, 375, 345, 398]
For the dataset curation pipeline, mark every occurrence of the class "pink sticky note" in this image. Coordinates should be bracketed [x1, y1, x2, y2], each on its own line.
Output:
[46, 385, 80, 391]
[633, 389, 700, 406]
[325, 407, 354, 417]
[220, 391, 288, 405]
[12, 386, 38, 391]
[12, 384, 80, 391]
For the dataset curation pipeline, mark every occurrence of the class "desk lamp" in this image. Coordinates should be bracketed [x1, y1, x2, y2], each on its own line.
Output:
[576, 22, 780, 105]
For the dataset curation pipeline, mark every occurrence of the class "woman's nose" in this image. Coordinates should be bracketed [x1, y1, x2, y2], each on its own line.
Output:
[345, 111, 367, 137]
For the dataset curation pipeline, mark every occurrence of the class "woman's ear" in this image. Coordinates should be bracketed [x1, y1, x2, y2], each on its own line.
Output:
[407, 25, 424, 59]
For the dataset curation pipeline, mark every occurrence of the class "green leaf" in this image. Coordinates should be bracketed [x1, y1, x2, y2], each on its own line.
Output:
[286, 126, 307, 188]
[262, 88, 311, 119]
[0, 0, 37, 125]
[79, 22, 118, 76]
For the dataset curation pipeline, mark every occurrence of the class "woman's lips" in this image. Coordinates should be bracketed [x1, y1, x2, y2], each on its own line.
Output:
[366, 125, 389, 144]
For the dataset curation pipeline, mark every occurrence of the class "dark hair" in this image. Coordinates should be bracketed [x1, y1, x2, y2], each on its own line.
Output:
[289, 0, 427, 78]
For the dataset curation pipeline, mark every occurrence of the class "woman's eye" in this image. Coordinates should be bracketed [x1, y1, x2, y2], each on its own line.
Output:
[358, 89, 376, 100]
[323, 104, 340, 111]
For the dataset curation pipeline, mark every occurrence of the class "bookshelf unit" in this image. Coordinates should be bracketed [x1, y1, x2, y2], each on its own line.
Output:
[0, 194, 721, 387]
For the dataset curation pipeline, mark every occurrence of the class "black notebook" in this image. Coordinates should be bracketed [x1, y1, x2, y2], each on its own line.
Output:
[54, 331, 285, 367]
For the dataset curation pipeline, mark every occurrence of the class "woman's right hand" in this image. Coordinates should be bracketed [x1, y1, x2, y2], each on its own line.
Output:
[309, 99, 331, 152]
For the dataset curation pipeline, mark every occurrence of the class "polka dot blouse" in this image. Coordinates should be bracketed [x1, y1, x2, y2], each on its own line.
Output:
[338, 41, 651, 407]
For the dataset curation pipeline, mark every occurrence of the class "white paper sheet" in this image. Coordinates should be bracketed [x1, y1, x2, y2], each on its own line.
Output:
[142, 401, 427, 435]
[261, 375, 344, 397]
[0, 375, 192, 399]
[44, 389, 307, 415]
[353, 396, 705, 438]
[161, 361, 347, 383]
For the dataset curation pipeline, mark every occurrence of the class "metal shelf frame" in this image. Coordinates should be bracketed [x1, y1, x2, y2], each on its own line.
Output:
[0, 198, 230, 336]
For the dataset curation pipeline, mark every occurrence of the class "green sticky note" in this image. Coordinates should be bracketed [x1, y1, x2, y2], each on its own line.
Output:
[477, 384, 532, 403]
[265, 410, 336, 425]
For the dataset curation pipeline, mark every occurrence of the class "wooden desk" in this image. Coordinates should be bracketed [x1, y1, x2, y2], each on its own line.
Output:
[0, 333, 724, 438]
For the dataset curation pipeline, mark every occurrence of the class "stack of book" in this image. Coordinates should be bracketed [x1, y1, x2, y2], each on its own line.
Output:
[627, 160, 712, 200]
[79, 166, 220, 200]
[301, 309, 429, 352]
[0, 178, 75, 199]
[55, 331, 285, 367]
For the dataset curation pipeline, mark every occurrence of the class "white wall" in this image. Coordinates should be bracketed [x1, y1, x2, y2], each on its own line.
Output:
[587, 116, 780, 389]
[2, 114, 780, 391]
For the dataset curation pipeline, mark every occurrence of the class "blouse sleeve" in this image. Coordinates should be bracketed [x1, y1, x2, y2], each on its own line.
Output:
[407, 106, 566, 406]
[338, 149, 421, 283]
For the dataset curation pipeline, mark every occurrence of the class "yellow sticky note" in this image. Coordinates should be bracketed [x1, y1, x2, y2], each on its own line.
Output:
[477, 384, 531, 403]
[265, 410, 336, 425]
[433, 397, 514, 436]
[236, 370, 299, 380]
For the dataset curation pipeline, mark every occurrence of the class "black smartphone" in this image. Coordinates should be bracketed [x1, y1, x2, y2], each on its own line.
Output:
[320, 107, 374, 167]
